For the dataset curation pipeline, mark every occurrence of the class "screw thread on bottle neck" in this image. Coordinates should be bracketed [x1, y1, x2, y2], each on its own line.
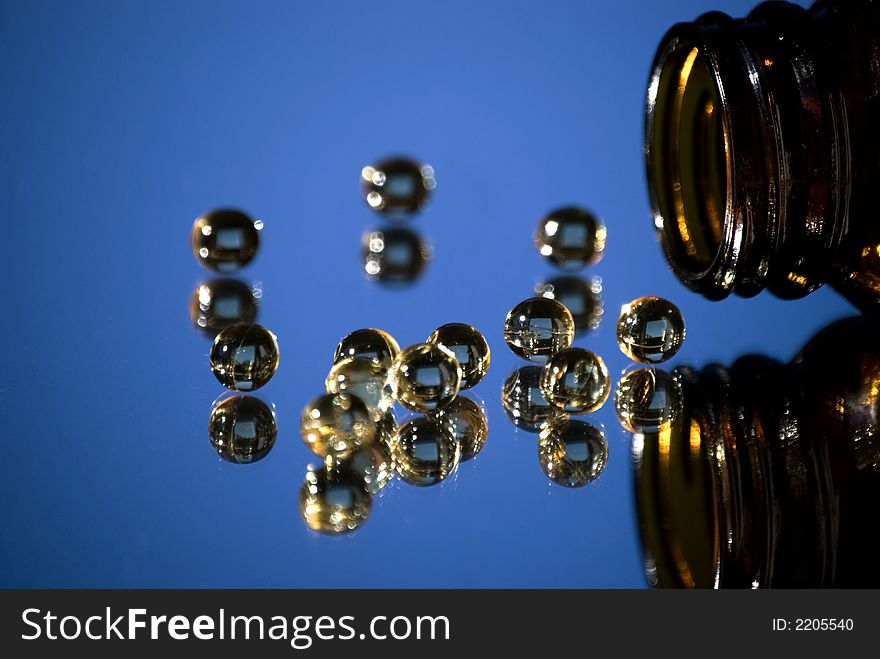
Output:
[646, 1, 853, 301]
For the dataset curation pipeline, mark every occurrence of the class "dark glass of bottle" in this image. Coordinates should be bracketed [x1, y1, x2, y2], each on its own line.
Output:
[630, 315, 880, 588]
[645, 0, 880, 310]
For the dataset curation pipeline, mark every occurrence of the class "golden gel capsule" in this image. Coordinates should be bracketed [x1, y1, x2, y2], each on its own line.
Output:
[503, 297, 574, 363]
[616, 296, 685, 364]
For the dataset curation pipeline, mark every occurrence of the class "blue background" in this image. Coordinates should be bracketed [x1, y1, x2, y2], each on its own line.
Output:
[0, 0, 842, 588]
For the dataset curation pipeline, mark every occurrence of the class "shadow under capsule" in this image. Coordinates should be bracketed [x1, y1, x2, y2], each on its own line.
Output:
[189, 277, 260, 337]
[362, 227, 430, 287]
[619, 315, 880, 589]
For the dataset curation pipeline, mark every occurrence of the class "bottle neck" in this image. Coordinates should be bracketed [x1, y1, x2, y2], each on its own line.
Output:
[645, 1, 853, 300]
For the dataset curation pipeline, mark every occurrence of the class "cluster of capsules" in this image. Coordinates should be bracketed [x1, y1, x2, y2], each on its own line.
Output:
[499, 292, 689, 484]
[498, 205, 689, 485]
[188, 156, 436, 462]
[298, 324, 490, 534]
[187, 167, 689, 509]
[501, 206, 610, 487]
[360, 157, 435, 285]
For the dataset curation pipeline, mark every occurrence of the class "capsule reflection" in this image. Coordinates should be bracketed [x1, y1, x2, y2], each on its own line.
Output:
[299, 464, 372, 534]
[501, 366, 554, 432]
[362, 227, 429, 286]
[189, 278, 259, 336]
[536, 276, 604, 334]
[538, 414, 608, 487]
[392, 415, 461, 486]
[629, 316, 880, 588]
[614, 367, 683, 433]
[208, 394, 276, 464]
[430, 394, 488, 461]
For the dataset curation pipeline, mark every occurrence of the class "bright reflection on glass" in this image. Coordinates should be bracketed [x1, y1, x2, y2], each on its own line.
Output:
[209, 322, 279, 391]
[387, 343, 462, 413]
[426, 323, 491, 390]
[617, 296, 686, 364]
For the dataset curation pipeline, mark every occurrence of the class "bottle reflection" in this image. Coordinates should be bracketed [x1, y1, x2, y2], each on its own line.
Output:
[189, 278, 259, 336]
[535, 276, 604, 335]
[622, 316, 880, 588]
[362, 227, 429, 286]
[538, 414, 608, 488]
[208, 394, 277, 464]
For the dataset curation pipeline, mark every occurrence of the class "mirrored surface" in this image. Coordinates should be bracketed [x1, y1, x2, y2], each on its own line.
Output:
[1, 0, 837, 588]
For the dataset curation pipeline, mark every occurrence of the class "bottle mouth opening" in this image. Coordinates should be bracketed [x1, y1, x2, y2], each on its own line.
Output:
[647, 37, 730, 277]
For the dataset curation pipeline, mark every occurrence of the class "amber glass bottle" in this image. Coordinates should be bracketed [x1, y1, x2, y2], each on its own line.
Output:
[633, 316, 880, 587]
[645, 0, 880, 309]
